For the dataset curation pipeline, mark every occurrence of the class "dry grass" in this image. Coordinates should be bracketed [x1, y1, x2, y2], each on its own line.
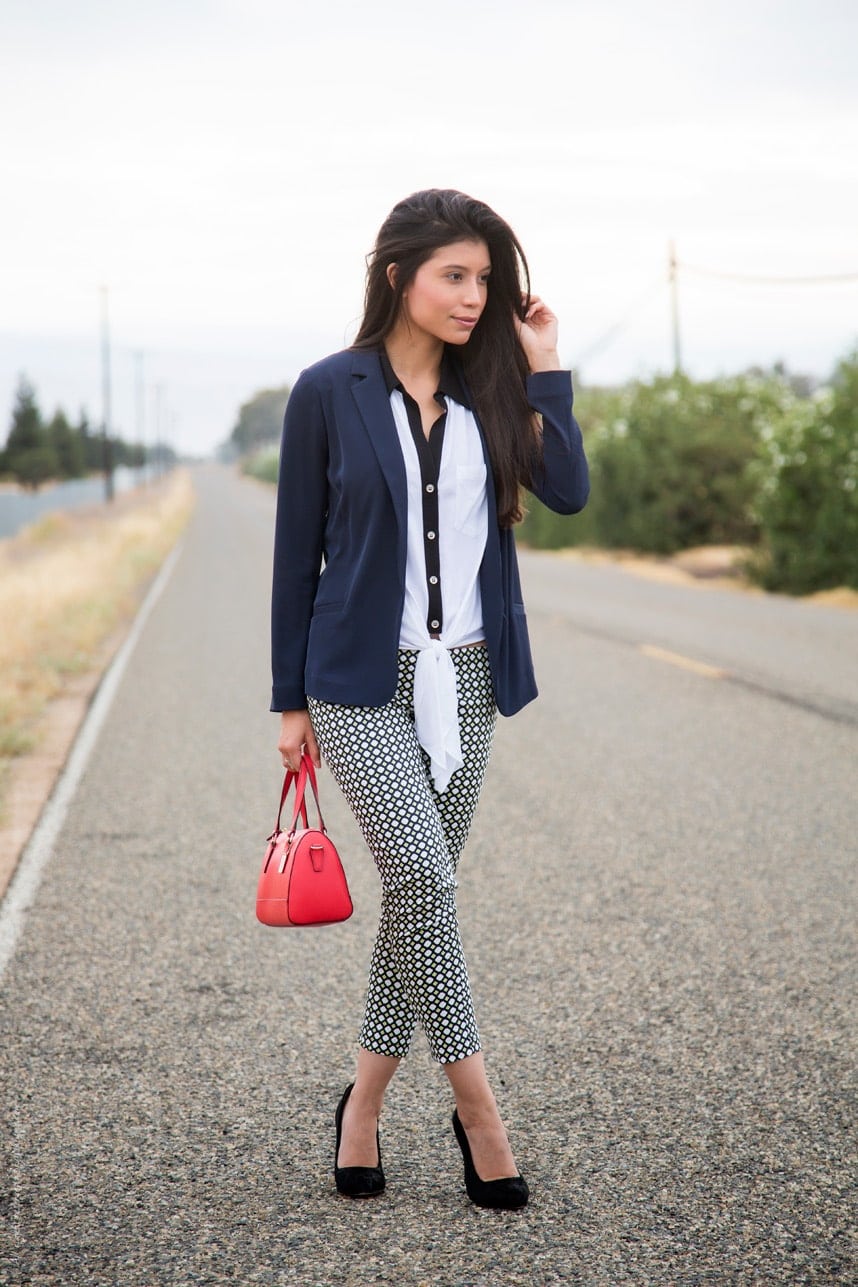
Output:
[557, 543, 759, 593]
[804, 585, 858, 610]
[0, 471, 194, 786]
[559, 544, 858, 609]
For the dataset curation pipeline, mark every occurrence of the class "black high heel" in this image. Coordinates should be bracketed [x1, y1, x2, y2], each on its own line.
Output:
[451, 1110, 529, 1210]
[334, 1083, 385, 1198]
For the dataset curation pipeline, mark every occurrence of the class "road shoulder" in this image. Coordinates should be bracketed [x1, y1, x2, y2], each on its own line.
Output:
[555, 543, 858, 609]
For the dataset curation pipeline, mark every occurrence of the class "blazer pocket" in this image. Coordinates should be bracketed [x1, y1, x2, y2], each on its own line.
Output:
[311, 600, 344, 617]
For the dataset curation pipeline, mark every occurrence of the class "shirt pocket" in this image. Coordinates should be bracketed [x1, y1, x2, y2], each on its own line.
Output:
[453, 464, 487, 538]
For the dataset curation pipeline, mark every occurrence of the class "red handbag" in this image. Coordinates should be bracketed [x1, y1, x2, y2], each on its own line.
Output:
[256, 754, 353, 927]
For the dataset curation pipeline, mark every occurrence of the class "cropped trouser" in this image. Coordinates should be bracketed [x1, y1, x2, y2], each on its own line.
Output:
[307, 645, 496, 1064]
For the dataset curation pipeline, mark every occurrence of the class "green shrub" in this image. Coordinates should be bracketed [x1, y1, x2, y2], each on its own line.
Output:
[521, 373, 786, 555]
[588, 373, 776, 554]
[242, 447, 279, 485]
[518, 493, 598, 548]
[748, 349, 858, 593]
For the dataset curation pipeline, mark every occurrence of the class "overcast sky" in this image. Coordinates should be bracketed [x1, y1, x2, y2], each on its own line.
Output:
[2, 0, 856, 456]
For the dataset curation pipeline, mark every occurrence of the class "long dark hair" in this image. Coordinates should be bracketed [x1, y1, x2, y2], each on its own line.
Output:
[352, 188, 537, 526]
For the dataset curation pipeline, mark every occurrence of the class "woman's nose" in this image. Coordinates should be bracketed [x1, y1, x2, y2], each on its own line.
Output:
[462, 277, 484, 306]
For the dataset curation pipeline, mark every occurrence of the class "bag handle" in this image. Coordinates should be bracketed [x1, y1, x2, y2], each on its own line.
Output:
[274, 753, 328, 837]
[286, 753, 328, 838]
[273, 766, 309, 835]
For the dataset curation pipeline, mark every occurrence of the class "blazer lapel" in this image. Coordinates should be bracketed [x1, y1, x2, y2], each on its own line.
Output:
[350, 351, 407, 538]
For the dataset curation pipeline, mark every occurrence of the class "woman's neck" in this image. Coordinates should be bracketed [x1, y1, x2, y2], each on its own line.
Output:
[383, 325, 444, 387]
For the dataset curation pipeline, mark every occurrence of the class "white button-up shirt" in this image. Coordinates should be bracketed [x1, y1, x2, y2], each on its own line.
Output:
[383, 352, 489, 792]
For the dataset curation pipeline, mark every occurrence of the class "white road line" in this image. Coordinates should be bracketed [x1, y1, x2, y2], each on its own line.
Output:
[0, 540, 185, 982]
[639, 643, 727, 680]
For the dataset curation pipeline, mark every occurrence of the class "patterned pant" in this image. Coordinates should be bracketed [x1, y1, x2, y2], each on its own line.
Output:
[307, 645, 497, 1064]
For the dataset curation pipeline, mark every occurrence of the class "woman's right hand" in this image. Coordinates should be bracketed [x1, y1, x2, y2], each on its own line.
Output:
[278, 709, 321, 771]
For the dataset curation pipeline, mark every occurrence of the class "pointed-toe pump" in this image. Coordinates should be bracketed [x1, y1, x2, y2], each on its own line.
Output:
[334, 1083, 385, 1198]
[451, 1110, 529, 1210]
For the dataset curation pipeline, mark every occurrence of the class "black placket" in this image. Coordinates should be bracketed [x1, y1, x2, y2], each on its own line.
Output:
[379, 348, 473, 641]
[399, 389, 446, 637]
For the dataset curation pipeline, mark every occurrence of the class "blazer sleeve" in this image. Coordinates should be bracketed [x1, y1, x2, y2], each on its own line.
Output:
[525, 370, 590, 515]
[270, 371, 328, 711]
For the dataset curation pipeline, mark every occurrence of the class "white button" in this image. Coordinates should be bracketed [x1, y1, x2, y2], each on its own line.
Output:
[425, 483, 435, 493]
[427, 531, 436, 540]
[429, 575, 439, 585]
[430, 619, 440, 629]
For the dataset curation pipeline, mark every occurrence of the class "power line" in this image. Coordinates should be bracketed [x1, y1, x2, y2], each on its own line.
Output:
[572, 248, 858, 377]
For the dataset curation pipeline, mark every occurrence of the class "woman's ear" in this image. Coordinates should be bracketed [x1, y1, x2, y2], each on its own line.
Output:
[386, 263, 398, 290]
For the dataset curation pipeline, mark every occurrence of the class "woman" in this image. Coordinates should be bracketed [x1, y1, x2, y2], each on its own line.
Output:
[271, 189, 589, 1208]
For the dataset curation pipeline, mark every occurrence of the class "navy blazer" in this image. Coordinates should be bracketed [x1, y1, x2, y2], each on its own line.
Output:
[271, 348, 589, 715]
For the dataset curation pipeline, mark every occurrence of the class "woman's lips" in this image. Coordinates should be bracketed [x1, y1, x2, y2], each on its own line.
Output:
[452, 317, 478, 329]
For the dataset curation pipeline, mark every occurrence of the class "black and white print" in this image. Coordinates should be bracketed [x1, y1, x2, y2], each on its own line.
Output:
[308, 645, 496, 1064]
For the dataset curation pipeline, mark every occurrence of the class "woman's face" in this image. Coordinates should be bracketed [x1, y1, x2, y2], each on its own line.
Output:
[397, 239, 491, 346]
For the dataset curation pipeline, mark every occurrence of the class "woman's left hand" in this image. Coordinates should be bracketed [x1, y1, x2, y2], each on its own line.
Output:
[517, 295, 562, 372]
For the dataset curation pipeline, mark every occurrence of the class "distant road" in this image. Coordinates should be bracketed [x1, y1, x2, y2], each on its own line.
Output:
[1, 463, 855, 1287]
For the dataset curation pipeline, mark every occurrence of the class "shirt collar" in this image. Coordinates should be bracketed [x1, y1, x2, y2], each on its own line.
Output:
[378, 346, 472, 409]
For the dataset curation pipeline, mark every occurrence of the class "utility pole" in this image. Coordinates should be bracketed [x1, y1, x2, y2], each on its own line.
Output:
[668, 240, 682, 376]
[135, 351, 146, 484]
[99, 285, 115, 501]
[153, 383, 164, 480]
[170, 410, 178, 471]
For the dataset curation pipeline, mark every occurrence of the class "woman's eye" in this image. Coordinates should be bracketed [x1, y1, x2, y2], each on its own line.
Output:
[448, 272, 463, 281]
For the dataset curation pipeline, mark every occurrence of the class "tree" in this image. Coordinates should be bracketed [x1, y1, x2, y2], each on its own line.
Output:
[4, 375, 58, 489]
[229, 385, 291, 455]
[47, 408, 86, 478]
[111, 435, 144, 468]
[3, 384, 157, 489]
[76, 409, 102, 473]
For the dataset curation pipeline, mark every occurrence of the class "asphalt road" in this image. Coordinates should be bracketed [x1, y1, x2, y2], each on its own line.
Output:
[1, 464, 855, 1286]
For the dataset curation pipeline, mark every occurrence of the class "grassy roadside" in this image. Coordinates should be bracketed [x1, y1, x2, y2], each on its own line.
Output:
[0, 470, 195, 819]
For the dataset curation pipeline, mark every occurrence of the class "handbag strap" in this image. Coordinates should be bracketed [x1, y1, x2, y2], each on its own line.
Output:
[286, 753, 329, 837]
[274, 767, 309, 834]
